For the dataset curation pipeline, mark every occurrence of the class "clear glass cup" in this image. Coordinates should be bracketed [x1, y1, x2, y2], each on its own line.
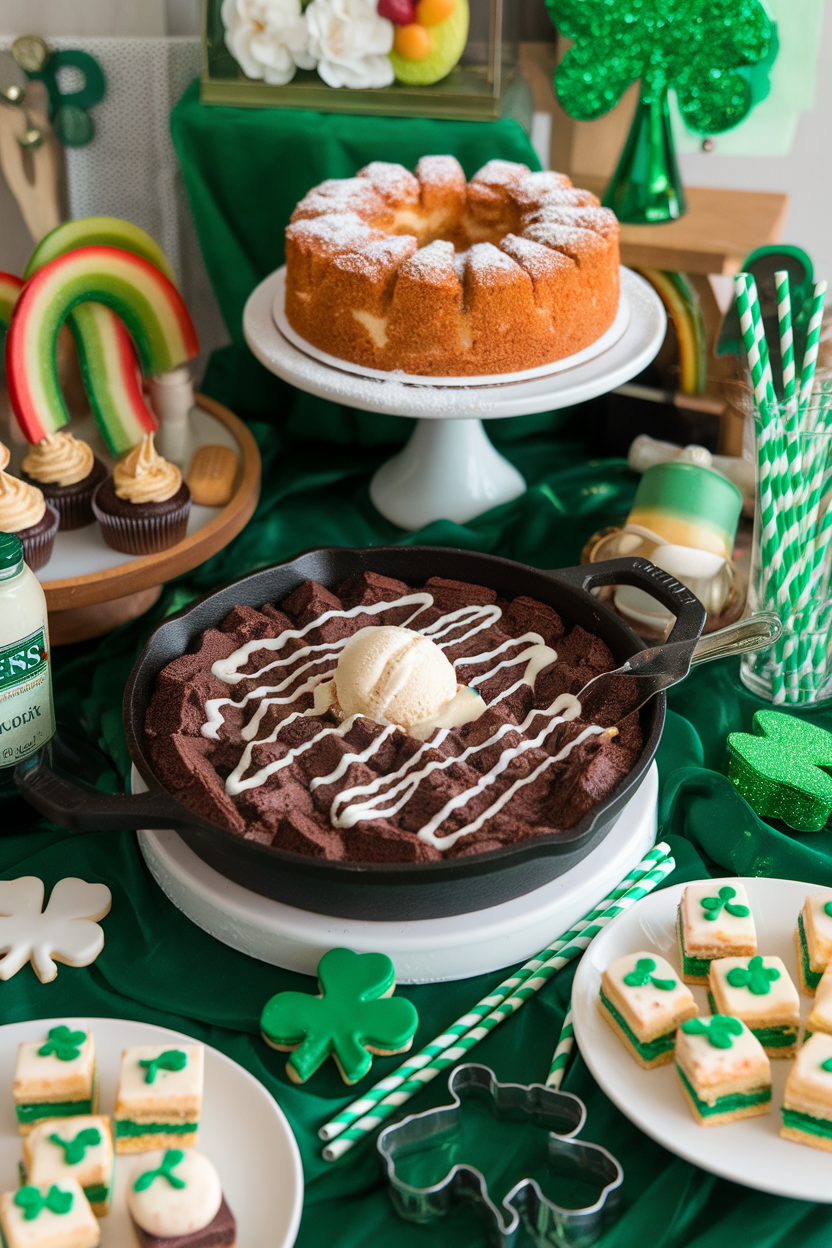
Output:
[740, 391, 832, 704]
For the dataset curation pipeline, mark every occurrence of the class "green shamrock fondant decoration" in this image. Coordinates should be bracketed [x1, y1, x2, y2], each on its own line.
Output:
[49, 1127, 101, 1166]
[622, 958, 676, 991]
[727, 710, 832, 832]
[682, 1015, 744, 1049]
[700, 886, 750, 922]
[139, 1050, 187, 1084]
[38, 1026, 86, 1062]
[260, 948, 419, 1084]
[726, 956, 780, 996]
[133, 1149, 186, 1192]
[825, 903, 832, 919]
[821, 1057, 832, 1073]
[14, 1184, 73, 1220]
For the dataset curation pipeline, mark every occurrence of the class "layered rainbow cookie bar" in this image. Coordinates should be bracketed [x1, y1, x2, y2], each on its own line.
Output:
[708, 955, 799, 1058]
[22, 1115, 114, 1216]
[806, 966, 832, 1041]
[675, 1014, 771, 1126]
[794, 891, 832, 995]
[677, 882, 756, 984]
[0, 1178, 99, 1248]
[114, 1045, 203, 1154]
[598, 951, 697, 1069]
[781, 1032, 832, 1151]
[13, 1027, 97, 1136]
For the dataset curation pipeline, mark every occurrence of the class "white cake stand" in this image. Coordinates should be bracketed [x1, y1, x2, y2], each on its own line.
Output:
[243, 267, 666, 530]
[134, 764, 657, 985]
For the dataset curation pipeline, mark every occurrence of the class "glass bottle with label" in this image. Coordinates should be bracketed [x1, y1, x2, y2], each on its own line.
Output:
[0, 532, 55, 799]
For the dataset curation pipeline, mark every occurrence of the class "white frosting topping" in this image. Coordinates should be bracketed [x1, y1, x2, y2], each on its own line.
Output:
[804, 891, 832, 965]
[786, 1032, 832, 1096]
[709, 956, 799, 1023]
[14, 1031, 94, 1101]
[604, 951, 694, 1030]
[0, 1180, 98, 1244]
[201, 591, 600, 850]
[116, 1045, 203, 1115]
[127, 1149, 222, 1237]
[681, 882, 757, 951]
[25, 1115, 112, 1188]
[675, 1018, 769, 1087]
[808, 965, 832, 1032]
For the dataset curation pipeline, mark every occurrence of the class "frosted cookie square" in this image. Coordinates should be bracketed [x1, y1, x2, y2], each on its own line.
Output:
[114, 1045, 203, 1155]
[22, 1116, 114, 1217]
[677, 882, 756, 984]
[794, 891, 832, 995]
[781, 1031, 832, 1151]
[675, 1014, 771, 1125]
[708, 955, 800, 1058]
[13, 1028, 97, 1136]
[0, 1178, 99, 1248]
[806, 965, 832, 1041]
[598, 951, 697, 1069]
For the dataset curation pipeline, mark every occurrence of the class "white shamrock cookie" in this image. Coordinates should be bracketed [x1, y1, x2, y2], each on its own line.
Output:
[0, 878, 112, 982]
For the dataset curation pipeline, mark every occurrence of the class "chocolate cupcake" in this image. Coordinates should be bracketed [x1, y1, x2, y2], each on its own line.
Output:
[93, 432, 191, 556]
[20, 431, 107, 529]
[0, 446, 59, 571]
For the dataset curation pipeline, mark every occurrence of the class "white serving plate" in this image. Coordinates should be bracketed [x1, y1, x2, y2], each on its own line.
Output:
[572, 877, 830, 1203]
[0, 1018, 303, 1246]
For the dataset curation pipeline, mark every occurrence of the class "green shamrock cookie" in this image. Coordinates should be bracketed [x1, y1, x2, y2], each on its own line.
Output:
[727, 710, 832, 831]
[260, 948, 419, 1085]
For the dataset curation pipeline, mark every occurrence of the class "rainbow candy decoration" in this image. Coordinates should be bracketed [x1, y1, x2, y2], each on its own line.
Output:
[24, 217, 176, 285]
[636, 268, 706, 396]
[7, 245, 198, 451]
[0, 273, 23, 328]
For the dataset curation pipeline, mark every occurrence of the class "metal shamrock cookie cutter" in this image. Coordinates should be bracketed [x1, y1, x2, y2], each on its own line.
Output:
[377, 1063, 622, 1248]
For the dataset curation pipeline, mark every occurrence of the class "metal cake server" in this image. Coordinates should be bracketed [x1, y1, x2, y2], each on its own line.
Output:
[577, 613, 783, 717]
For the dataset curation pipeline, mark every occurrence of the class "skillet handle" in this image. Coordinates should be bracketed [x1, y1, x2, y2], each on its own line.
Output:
[547, 557, 707, 647]
[14, 748, 175, 833]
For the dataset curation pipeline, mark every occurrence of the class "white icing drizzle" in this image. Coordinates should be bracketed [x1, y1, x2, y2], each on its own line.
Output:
[199, 591, 606, 850]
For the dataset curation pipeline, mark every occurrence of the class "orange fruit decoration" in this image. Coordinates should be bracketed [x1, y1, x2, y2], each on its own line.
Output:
[393, 23, 432, 60]
[416, 0, 455, 24]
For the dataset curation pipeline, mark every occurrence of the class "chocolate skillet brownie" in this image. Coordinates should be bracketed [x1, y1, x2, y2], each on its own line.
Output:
[144, 572, 643, 863]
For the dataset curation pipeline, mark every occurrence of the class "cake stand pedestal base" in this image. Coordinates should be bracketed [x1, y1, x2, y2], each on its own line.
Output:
[370, 417, 526, 529]
[135, 764, 658, 985]
[49, 586, 162, 646]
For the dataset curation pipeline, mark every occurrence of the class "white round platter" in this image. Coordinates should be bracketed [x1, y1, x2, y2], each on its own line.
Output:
[270, 265, 632, 387]
[0, 1017, 303, 1246]
[571, 876, 830, 1204]
[134, 762, 657, 986]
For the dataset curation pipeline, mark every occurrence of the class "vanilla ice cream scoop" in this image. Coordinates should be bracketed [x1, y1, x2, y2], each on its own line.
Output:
[323, 625, 484, 739]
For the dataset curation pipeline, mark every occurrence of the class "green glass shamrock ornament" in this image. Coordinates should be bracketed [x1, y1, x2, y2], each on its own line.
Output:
[681, 1015, 744, 1049]
[727, 710, 832, 832]
[49, 1127, 101, 1166]
[622, 958, 676, 991]
[545, 0, 773, 223]
[726, 956, 780, 996]
[14, 1184, 73, 1220]
[38, 1026, 86, 1062]
[260, 948, 419, 1085]
[699, 886, 750, 922]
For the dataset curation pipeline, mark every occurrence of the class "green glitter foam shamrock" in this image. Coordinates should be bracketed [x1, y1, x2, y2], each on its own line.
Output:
[260, 948, 419, 1085]
[622, 958, 676, 991]
[139, 1050, 187, 1084]
[133, 1150, 186, 1192]
[700, 886, 750, 922]
[38, 1026, 86, 1062]
[14, 1184, 73, 1220]
[727, 710, 832, 832]
[49, 1127, 101, 1166]
[682, 1015, 744, 1049]
[726, 956, 780, 996]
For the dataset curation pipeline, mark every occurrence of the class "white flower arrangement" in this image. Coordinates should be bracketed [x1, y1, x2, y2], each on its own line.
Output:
[222, 0, 395, 90]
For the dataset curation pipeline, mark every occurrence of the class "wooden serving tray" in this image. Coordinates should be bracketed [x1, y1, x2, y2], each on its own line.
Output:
[37, 395, 261, 644]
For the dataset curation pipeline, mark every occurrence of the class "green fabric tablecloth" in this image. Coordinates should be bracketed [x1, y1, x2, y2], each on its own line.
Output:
[6, 89, 832, 1247]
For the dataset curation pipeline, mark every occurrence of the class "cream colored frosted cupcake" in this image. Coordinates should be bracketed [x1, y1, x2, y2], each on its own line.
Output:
[21, 431, 107, 530]
[0, 446, 58, 571]
[92, 433, 191, 555]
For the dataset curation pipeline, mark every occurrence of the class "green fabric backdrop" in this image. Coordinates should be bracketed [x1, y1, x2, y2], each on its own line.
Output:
[6, 89, 832, 1247]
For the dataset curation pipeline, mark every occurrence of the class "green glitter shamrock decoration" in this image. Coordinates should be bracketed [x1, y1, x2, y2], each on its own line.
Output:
[545, 0, 772, 222]
[623, 958, 676, 991]
[700, 886, 750, 922]
[14, 1184, 73, 1220]
[49, 1127, 101, 1166]
[727, 711, 832, 832]
[139, 1050, 187, 1084]
[726, 956, 780, 995]
[682, 1015, 744, 1049]
[38, 1026, 86, 1062]
[134, 1150, 186, 1192]
[260, 948, 419, 1085]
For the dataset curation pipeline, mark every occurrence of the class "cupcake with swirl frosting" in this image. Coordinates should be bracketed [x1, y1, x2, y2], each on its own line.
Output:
[93, 432, 191, 555]
[0, 443, 59, 570]
[20, 431, 107, 530]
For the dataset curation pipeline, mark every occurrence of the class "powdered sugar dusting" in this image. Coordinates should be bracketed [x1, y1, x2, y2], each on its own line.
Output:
[405, 239, 457, 278]
[523, 221, 607, 263]
[499, 233, 576, 278]
[416, 155, 466, 189]
[292, 177, 385, 221]
[359, 161, 419, 204]
[472, 159, 530, 188]
[466, 242, 521, 278]
[287, 211, 379, 250]
[332, 234, 418, 278]
[525, 205, 618, 239]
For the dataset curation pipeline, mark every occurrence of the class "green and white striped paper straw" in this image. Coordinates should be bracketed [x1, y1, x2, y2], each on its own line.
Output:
[321, 854, 675, 1161]
[546, 1003, 574, 1090]
[319, 841, 671, 1146]
[799, 281, 828, 419]
[775, 270, 796, 411]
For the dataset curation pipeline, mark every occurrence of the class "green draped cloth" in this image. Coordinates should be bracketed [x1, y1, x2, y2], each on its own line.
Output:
[4, 84, 831, 1247]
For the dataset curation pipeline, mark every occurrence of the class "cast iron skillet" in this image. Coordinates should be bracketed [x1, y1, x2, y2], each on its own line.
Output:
[16, 547, 705, 920]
